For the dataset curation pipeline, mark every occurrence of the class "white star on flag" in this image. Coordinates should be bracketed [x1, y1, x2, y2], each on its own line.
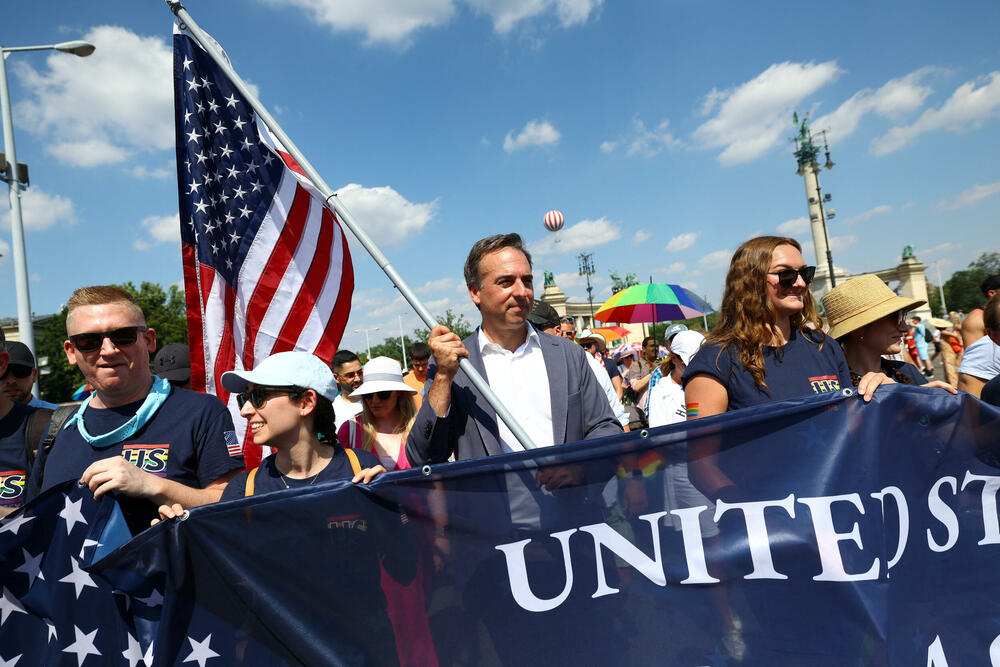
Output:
[122, 634, 152, 667]
[0, 512, 34, 535]
[0, 588, 26, 625]
[43, 618, 58, 642]
[58, 496, 88, 535]
[0, 653, 21, 667]
[62, 625, 101, 666]
[58, 557, 98, 599]
[13, 548, 45, 587]
[79, 538, 103, 559]
[183, 634, 220, 667]
[135, 588, 164, 607]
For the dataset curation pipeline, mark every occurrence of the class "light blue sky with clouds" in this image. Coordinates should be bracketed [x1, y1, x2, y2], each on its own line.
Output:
[3, 0, 999, 354]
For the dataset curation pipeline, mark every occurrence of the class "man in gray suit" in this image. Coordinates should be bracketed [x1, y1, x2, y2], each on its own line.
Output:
[405, 233, 622, 470]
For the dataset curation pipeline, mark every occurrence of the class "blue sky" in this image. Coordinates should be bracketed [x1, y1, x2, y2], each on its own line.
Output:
[2, 0, 999, 354]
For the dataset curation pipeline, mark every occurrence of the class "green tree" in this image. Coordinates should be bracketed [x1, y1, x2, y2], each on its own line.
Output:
[37, 281, 189, 403]
[943, 252, 1000, 313]
[411, 309, 474, 345]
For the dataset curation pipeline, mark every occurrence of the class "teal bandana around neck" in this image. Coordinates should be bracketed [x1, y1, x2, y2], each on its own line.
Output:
[64, 376, 172, 449]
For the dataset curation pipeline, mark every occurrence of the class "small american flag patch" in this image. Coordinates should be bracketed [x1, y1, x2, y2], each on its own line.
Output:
[224, 431, 242, 457]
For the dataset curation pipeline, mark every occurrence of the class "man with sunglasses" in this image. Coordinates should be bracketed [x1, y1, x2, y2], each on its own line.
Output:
[332, 349, 364, 429]
[0, 332, 44, 517]
[1, 341, 58, 409]
[30, 286, 244, 533]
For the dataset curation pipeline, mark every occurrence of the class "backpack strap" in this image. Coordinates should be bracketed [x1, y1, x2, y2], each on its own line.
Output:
[32, 405, 78, 488]
[245, 467, 259, 497]
[345, 448, 362, 476]
[24, 407, 54, 468]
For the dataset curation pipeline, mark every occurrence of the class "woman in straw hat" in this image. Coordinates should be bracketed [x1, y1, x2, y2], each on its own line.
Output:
[683, 236, 890, 423]
[821, 274, 956, 393]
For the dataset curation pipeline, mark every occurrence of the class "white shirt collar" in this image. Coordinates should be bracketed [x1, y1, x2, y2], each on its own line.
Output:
[477, 323, 539, 355]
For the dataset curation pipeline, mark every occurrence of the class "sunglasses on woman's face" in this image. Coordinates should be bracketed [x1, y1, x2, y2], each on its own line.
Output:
[768, 266, 816, 288]
[1, 365, 33, 380]
[236, 386, 297, 409]
[363, 390, 393, 401]
[69, 326, 146, 352]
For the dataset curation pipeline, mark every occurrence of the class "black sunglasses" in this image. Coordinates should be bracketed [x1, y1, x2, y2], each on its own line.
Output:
[236, 386, 302, 409]
[768, 266, 816, 288]
[1, 365, 33, 380]
[69, 326, 147, 352]
[363, 390, 393, 401]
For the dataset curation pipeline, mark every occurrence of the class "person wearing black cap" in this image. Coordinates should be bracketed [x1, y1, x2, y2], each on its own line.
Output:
[2, 340, 58, 409]
[526, 299, 561, 335]
[153, 342, 192, 389]
[0, 332, 43, 517]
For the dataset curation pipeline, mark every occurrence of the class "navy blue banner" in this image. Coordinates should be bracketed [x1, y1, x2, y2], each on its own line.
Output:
[3, 385, 1000, 665]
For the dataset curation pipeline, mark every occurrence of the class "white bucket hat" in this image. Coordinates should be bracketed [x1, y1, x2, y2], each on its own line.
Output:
[668, 330, 705, 366]
[350, 356, 417, 397]
[220, 351, 339, 401]
[575, 328, 607, 352]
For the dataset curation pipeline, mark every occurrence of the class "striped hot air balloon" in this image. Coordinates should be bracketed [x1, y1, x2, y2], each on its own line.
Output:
[543, 209, 565, 232]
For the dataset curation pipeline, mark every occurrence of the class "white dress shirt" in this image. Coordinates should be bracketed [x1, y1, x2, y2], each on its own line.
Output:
[477, 326, 553, 452]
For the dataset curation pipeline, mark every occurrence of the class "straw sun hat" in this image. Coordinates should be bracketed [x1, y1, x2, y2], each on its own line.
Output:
[821, 274, 926, 340]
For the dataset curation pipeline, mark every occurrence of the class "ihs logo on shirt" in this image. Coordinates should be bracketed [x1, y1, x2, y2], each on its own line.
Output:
[121, 444, 170, 477]
[808, 375, 842, 394]
[327, 514, 368, 532]
[0, 470, 26, 506]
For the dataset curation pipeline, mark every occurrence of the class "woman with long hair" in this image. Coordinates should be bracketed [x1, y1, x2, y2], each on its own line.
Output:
[821, 274, 956, 392]
[683, 236, 887, 419]
[338, 356, 418, 470]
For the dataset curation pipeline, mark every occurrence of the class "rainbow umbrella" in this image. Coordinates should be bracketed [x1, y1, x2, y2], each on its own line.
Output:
[591, 326, 630, 342]
[595, 283, 713, 323]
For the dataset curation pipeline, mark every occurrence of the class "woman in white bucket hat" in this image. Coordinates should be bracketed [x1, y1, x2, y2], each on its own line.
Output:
[338, 356, 418, 471]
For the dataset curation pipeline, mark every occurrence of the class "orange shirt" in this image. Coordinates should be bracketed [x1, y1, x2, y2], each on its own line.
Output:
[402, 370, 426, 410]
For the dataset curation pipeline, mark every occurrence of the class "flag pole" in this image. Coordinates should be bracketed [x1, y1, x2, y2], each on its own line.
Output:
[165, 1, 539, 451]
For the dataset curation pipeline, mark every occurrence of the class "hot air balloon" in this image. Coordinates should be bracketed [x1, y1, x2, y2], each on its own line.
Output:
[543, 209, 564, 232]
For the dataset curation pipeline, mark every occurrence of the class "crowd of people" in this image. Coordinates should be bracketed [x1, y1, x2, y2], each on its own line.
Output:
[0, 234, 998, 663]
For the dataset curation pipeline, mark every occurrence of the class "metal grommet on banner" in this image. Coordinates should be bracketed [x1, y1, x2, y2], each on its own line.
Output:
[178, 510, 190, 522]
[640, 429, 649, 438]
[421, 465, 432, 476]
[179, 22, 188, 30]
[841, 388, 855, 397]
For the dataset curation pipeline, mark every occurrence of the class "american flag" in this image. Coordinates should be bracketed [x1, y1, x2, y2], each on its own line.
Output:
[173, 25, 353, 465]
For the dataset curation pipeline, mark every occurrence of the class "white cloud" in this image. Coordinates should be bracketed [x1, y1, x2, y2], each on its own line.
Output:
[467, 0, 603, 33]
[128, 164, 173, 179]
[528, 217, 621, 256]
[0, 240, 10, 264]
[692, 61, 842, 165]
[416, 276, 456, 294]
[632, 230, 651, 244]
[334, 183, 437, 246]
[654, 261, 687, 276]
[776, 216, 810, 235]
[665, 231, 699, 252]
[937, 181, 1000, 210]
[133, 213, 180, 250]
[14, 26, 174, 167]
[504, 120, 561, 153]
[261, 0, 455, 46]
[603, 117, 681, 157]
[872, 71, 1000, 155]
[801, 234, 857, 258]
[0, 187, 77, 231]
[698, 249, 732, 269]
[920, 242, 962, 258]
[812, 68, 936, 142]
[839, 204, 892, 225]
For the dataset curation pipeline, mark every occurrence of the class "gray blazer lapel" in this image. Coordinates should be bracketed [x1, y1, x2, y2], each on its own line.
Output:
[465, 336, 504, 457]
[541, 334, 568, 445]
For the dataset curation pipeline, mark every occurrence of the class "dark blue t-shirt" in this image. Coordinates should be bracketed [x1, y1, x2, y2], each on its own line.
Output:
[221, 446, 380, 500]
[982, 375, 1000, 407]
[682, 328, 851, 410]
[602, 356, 621, 381]
[881, 359, 928, 386]
[36, 387, 243, 531]
[0, 402, 35, 509]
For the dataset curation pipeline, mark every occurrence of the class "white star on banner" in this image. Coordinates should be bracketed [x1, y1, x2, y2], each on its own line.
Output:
[122, 634, 151, 667]
[62, 626, 101, 666]
[58, 496, 87, 535]
[0, 512, 34, 536]
[0, 653, 21, 667]
[135, 588, 163, 607]
[79, 538, 102, 560]
[13, 548, 44, 587]
[43, 618, 58, 642]
[182, 634, 220, 667]
[59, 557, 97, 599]
[0, 588, 26, 625]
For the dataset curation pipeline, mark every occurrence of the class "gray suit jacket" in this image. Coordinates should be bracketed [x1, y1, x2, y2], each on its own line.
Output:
[405, 327, 623, 465]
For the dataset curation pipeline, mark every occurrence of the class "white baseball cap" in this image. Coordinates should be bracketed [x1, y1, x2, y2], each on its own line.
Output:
[351, 356, 417, 397]
[669, 330, 705, 366]
[221, 351, 339, 401]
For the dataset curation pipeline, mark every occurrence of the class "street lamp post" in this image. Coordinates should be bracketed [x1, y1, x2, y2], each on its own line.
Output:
[0, 40, 95, 376]
[353, 327, 380, 360]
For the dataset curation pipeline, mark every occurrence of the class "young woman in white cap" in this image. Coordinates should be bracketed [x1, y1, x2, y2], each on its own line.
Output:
[155, 351, 385, 518]
[338, 356, 419, 471]
[822, 274, 956, 393]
